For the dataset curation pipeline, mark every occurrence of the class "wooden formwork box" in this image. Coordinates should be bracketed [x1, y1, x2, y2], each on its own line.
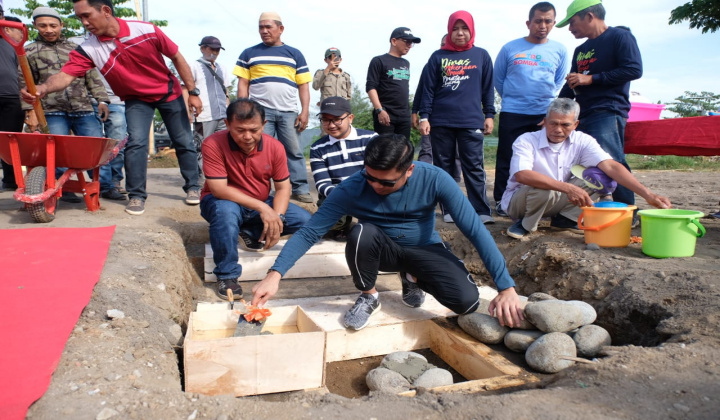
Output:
[184, 290, 537, 397]
[183, 304, 326, 396]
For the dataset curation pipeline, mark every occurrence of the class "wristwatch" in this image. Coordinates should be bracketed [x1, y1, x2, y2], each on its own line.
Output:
[188, 88, 200, 96]
[278, 213, 286, 224]
[374, 107, 384, 115]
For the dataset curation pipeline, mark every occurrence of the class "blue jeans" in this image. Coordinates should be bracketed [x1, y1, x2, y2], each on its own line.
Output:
[261, 107, 310, 195]
[577, 111, 634, 205]
[200, 194, 311, 280]
[431, 126, 491, 216]
[125, 96, 199, 200]
[46, 111, 113, 192]
[98, 104, 127, 184]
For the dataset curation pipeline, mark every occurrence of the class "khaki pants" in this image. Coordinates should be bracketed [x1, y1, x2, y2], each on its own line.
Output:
[507, 178, 597, 232]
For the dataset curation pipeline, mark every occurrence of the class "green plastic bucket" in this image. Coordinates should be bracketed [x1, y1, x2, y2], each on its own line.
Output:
[637, 209, 706, 258]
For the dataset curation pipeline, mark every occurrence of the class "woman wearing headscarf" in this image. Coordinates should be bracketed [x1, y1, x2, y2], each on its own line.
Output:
[418, 10, 496, 224]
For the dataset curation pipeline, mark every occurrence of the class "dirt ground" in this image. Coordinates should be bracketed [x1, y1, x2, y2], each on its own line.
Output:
[2, 167, 719, 420]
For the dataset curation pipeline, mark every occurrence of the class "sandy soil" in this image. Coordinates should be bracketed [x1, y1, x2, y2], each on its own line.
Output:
[2, 167, 719, 420]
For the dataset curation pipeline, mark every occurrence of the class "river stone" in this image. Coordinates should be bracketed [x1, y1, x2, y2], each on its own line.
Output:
[566, 301, 597, 326]
[366, 367, 412, 393]
[504, 330, 545, 353]
[573, 325, 612, 357]
[381, 351, 427, 365]
[525, 332, 577, 373]
[528, 292, 557, 302]
[413, 368, 453, 388]
[381, 355, 431, 383]
[475, 299, 536, 330]
[524, 301, 588, 332]
[458, 312, 509, 344]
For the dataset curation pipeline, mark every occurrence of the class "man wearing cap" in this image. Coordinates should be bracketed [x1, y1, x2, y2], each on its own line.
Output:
[556, 0, 643, 211]
[366, 27, 420, 142]
[185, 35, 231, 173]
[309, 96, 376, 240]
[21, 0, 203, 216]
[22, 6, 125, 202]
[0, 10, 23, 191]
[500, 98, 670, 239]
[234, 12, 313, 204]
[493, 2, 569, 217]
[312, 48, 352, 104]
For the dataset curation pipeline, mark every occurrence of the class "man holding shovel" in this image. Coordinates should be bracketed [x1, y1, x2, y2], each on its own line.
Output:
[21, 0, 202, 216]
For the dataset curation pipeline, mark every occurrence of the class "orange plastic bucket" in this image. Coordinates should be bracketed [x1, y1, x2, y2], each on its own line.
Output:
[578, 204, 637, 247]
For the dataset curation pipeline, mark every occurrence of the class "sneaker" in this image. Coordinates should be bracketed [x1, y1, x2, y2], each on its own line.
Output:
[101, 188, 127, 201]
[291, 193, 313, 203]
[400, 272, 425, 308]
[443, 214, 454, 223]
[495, 203, 508, 217]
[711, 211, 720, 220]
[631, 215, 640, 228]
[114, 181, 127, 194]
[480, 214, 495, 224]
[239, 231, 264, 251]
[343, 293, 381, 330]
[125, 198, 145, 215]
[507, 220, 529, 239]
[550, 214, 582, 233]
[60, 191, 83, 203]
[185, 189, 201, 205]
[216, 278, 243, 300]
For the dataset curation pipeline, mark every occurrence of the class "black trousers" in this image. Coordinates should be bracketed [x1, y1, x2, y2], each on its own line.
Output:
[0, 96, 24, 188]
[493, 112, 545, 203]
[372, 110, 411, 143]
[345, 223, 480, 315]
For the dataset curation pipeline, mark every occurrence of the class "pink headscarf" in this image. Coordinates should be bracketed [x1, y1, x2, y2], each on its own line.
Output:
[442, 10, 475, 52]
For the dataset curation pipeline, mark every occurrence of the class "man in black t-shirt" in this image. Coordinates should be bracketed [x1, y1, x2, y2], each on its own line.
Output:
[365, 27, 421, 142]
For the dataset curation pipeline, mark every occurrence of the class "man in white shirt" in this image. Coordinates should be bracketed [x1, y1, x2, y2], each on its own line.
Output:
[501, 98, 671, 239]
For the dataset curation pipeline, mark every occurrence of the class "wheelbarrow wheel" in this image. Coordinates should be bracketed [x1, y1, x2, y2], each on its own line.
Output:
[26, 166, 56, 223]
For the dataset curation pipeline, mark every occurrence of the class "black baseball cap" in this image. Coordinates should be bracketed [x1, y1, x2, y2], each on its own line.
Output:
[199, 36, 224, 50]
[390, 27, 421, 43]
[319, 97, 352, 117]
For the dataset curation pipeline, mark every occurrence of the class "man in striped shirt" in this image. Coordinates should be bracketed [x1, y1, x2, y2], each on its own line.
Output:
[234, 11, 313, 204]
[310, 97, 376, 240]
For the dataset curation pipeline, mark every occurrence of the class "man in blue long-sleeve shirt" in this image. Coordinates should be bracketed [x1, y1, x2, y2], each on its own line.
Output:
[252, 134, 523, 331]
[557, 0, 642, 209]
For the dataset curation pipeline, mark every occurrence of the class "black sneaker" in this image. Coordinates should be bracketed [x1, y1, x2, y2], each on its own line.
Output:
[400, 272, 425, 308]
[60, 191, 83, 203]
[343, 293, 381, 330]
[101, 188, 127, 200]
[550, 214, 582, 234]
[216, 278, 243, 300]
[495, 203, 508, 217]
[239, 231, 264, 252]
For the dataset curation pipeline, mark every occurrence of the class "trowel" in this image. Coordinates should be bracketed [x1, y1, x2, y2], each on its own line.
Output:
[225, 289, 267, 337]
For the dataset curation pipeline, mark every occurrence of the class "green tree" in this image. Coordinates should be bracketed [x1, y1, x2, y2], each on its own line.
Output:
[349, 83, 373, 132]
[669, 0, 720, 34]
[10, 0, 167, 41]
[665, 91, 720, 117]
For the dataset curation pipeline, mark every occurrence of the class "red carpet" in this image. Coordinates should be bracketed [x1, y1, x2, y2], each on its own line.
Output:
[625, 116, 720, 156]
[0, 226, 115, 420]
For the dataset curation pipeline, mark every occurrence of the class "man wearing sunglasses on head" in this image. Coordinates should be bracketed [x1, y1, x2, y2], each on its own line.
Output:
[253, 134, 523, 331]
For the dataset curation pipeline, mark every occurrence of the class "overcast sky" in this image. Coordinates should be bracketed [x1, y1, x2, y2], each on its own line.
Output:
[4, 0, 719, 116]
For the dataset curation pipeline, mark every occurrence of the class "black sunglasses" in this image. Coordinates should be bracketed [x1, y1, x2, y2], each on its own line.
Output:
[361, 168, 407, 187]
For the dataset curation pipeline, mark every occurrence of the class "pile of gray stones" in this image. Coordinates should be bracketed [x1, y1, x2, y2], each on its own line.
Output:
[459, 292, 611, 373]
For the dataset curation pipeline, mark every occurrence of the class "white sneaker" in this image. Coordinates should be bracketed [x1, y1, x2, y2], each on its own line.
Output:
[443, 214, 454, 223]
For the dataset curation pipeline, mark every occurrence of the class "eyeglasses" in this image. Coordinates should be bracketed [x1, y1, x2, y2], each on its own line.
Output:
[400, 39, 414, 46]
[319, 114, 351, 126]
[361, 168, 407, 187]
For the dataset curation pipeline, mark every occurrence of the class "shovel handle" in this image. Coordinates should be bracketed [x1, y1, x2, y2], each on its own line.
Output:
[0, 20, 49, 133]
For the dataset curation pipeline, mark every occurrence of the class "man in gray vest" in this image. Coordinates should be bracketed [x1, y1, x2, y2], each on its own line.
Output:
[185, 35, 231, 173]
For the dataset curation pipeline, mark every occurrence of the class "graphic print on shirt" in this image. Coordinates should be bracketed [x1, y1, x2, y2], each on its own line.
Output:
[512, 52, 556, 69]
[386, 67, 410, 81]
[441, 58, 477, 90]
[576, 49, 596, 74]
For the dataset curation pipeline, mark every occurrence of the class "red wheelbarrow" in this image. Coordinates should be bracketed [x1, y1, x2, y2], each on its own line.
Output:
[0, 19, 122, 223]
